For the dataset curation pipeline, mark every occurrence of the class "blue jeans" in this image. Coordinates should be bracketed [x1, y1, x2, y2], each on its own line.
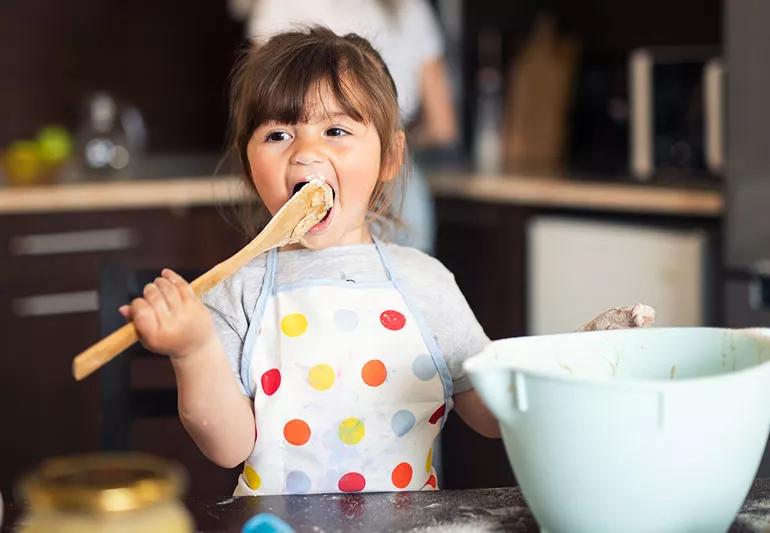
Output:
[394, 165, 435, 255]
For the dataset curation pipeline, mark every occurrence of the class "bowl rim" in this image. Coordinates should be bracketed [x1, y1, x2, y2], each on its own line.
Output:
[463, 327, 770, 390]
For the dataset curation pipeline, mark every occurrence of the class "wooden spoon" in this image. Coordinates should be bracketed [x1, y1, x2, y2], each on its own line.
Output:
[72, 179, 333, 381]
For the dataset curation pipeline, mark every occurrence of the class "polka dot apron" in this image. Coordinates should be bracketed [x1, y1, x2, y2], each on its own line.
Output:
[233, 239, 453, 495]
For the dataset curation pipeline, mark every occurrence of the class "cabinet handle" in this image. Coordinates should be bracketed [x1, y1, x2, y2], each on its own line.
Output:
[12, 290, 98, 317]
[10, 228, 139, 256]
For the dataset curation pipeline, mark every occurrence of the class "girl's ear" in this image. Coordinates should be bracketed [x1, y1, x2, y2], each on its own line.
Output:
[380, 130, 406, 183]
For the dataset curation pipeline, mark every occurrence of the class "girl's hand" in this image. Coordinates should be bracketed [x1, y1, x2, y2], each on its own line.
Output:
[118, 268, 215, 359]
[580, 303, 656, 332]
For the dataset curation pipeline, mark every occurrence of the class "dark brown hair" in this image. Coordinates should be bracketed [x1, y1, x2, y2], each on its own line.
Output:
[224, 26, 407, 239]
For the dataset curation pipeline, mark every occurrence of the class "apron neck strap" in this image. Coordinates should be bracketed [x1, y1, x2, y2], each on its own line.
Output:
[263, 247, 278, 292]
[373, 237, 397, 282]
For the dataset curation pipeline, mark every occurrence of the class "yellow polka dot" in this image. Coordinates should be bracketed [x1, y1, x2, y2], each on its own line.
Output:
[338, 417, 365, 445]
[425, 448, 433, 473]
[308, 364, 335, 391]
[244, 465, 261, 490]
[281, 313, 308, 337]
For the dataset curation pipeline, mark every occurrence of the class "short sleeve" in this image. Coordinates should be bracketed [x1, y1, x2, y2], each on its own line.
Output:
[426, 268, 490, 394]
[388, 245, 490, 394]
[401, 0, 445, 63]
[201, 261, 266, 397]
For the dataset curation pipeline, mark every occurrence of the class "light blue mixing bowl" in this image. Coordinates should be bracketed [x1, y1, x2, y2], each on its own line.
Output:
[464, 327, 770, 533]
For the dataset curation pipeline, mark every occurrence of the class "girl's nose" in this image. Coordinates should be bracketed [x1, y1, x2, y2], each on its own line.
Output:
[290, 141, 325, 165]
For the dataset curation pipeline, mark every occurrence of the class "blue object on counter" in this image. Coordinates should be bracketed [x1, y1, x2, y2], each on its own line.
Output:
[242, 513, 295, 533]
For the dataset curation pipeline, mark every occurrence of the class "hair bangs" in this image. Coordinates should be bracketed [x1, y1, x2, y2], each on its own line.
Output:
[249, 43, 372, 129]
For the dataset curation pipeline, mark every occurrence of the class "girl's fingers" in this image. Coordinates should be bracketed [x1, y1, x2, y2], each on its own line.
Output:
[118, 304, 131, 320]
[154, 277, 182, 310]
[143, 282, 170, 315]
[162, 268, 195, 301]
[130, 297, 159, 335]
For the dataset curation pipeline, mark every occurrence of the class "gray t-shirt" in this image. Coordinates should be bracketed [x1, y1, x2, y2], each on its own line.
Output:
[202, 242, 490, 396]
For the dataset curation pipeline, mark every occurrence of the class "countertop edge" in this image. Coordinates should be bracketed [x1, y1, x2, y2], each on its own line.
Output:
[429, 174, 724, 217]
[0, 174, 724, 216]
[0, 176, 248, 214]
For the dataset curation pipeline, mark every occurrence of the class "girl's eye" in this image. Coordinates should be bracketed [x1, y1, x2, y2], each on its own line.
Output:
[266, 131, 291, 142]
[326, 127, 350, 137]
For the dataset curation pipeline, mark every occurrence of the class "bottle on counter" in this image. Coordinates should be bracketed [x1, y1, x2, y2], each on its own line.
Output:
[75, 92, 147, 180]
[472, 29, 503, 175]
[16, 453, 193, 533]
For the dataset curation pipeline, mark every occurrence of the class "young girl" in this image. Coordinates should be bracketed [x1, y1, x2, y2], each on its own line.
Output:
[119, 27, 651, 496]
[120, 26, 495, 495]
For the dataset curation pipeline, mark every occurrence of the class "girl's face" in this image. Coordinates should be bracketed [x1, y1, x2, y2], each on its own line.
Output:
[247, 83, 397, 250]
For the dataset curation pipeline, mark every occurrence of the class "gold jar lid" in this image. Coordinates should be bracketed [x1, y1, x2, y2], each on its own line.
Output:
[19, 453, 187, 513]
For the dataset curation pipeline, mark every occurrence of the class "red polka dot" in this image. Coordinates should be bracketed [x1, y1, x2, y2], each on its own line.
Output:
[425, 474, 437, 488]
[380, 310, 406, 330]
[338, 472, 366, 492]
[261, 369, 281, 395]
[391, 462, 413, 489]
[429, 403, 446, 424]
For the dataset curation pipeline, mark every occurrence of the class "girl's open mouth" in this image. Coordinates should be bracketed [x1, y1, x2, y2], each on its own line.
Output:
[292, 181, 335, 231]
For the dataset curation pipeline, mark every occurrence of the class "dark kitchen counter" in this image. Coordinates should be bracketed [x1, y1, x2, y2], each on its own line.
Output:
[5, 479, 770, 531]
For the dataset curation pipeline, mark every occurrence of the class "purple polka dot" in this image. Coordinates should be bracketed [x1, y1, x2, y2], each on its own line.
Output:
[412, 354, 437, 381]
[334, 309, 359, 332]
[286, 470, 311, 493]
[391, 410, 416, 437]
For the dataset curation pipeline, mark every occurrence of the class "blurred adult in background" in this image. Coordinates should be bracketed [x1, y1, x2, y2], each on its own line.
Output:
[228, 0, 458, 254]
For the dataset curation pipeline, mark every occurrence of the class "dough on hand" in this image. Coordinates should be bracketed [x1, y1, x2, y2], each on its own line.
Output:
[580, 303, 656, 331]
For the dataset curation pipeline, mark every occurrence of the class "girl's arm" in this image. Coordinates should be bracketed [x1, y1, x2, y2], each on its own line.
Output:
[452, 389, 501, 438]
[170, 338, 256, 468]
[120, 269, 255, 468]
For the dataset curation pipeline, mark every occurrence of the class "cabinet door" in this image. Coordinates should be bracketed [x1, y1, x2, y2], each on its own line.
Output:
[0, 206, 244, 500]
[435, 198, 524, 489]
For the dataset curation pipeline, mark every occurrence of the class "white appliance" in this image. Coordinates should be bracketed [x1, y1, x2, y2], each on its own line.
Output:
[527, 216, 707, 335]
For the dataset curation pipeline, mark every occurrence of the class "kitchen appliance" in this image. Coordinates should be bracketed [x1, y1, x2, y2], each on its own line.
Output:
[465, 327, 770, 533]
[629, 46, 723, 181]
[527, 216, 708, 335]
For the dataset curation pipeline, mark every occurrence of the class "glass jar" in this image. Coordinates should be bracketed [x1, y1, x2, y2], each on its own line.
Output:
[16, 453, 193, 533]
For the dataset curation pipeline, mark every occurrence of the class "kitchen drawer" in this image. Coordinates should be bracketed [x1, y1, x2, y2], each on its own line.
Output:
[1, 206, 244, 319]
[0, 209, 190, 287]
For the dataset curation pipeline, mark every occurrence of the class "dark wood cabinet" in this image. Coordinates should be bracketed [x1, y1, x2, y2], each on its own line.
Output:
[0, 205, 245, 501]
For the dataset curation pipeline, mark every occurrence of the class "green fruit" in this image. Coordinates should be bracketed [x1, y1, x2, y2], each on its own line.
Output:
[37, 125, 73, 164]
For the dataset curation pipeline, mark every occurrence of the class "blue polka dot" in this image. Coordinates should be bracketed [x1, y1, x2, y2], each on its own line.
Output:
[286, 470, 311, 493]
[391, 410, 416, 437]
[412, 354, 437, 381]
[334, 309, 359, 332]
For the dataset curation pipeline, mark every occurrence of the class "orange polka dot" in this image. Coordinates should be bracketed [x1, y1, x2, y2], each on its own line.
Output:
[284, 419, 311, 446]
[391, 462, 413, 489]
[425, 474, 437, 489]
[361, 359, 387, 387]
